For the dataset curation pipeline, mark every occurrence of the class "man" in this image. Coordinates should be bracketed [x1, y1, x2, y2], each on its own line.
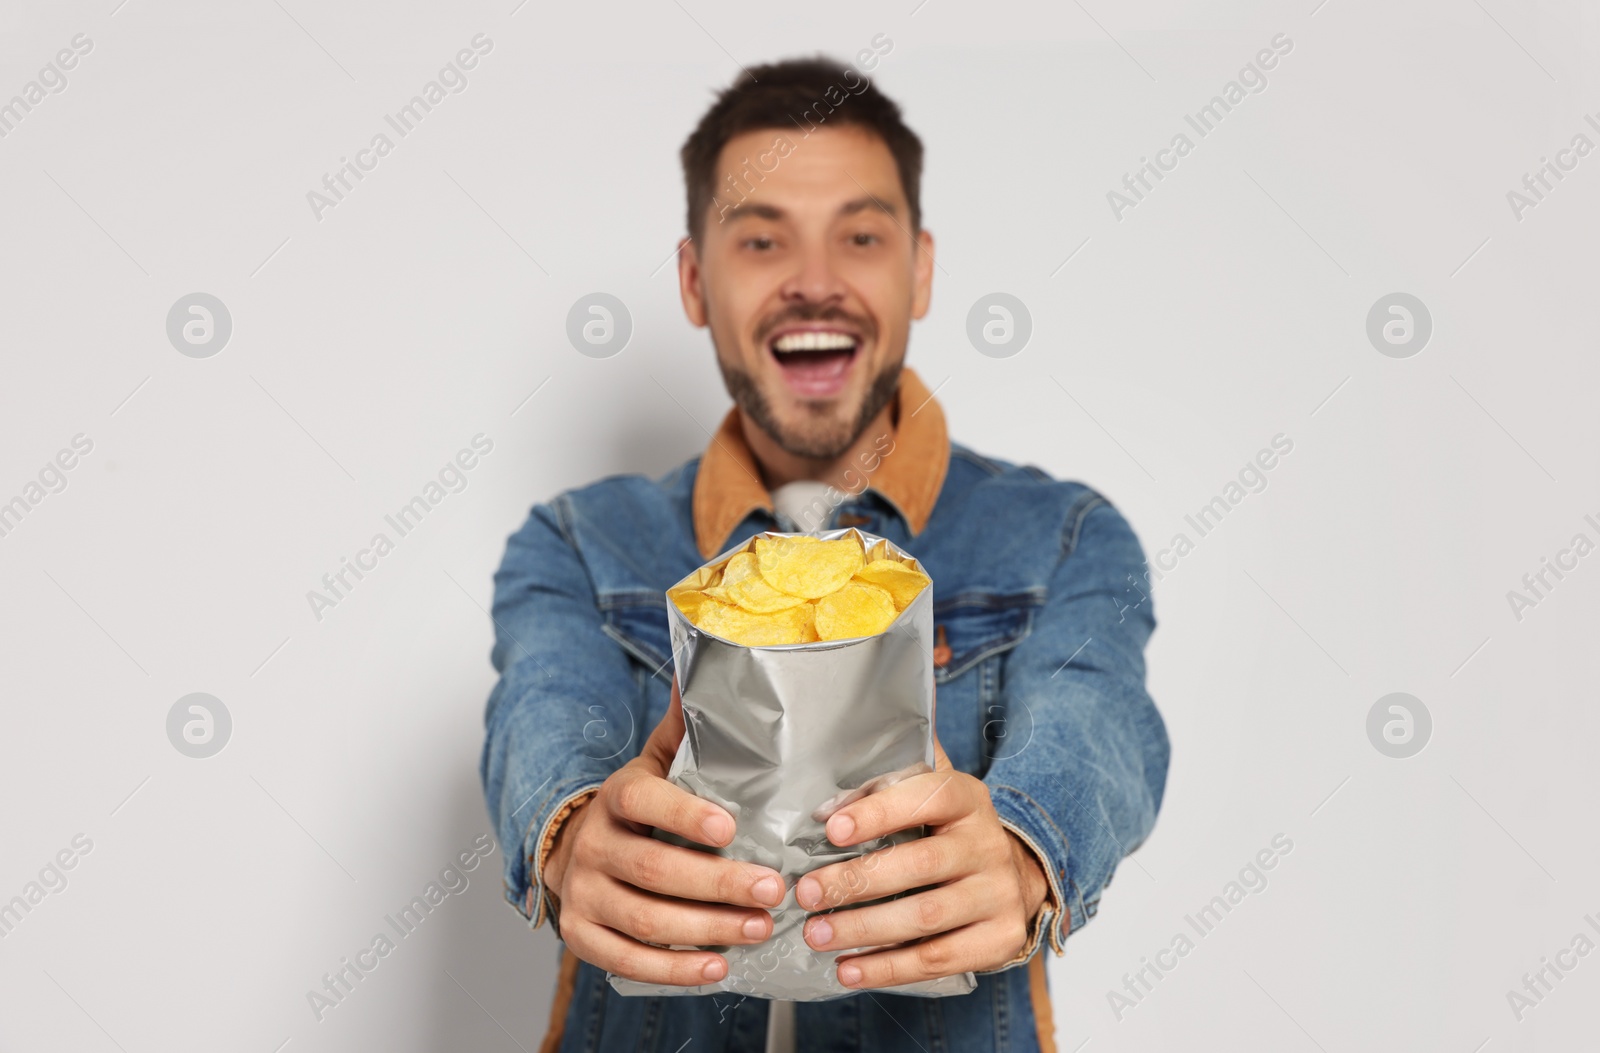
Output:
[480, 57, 1170, 1053]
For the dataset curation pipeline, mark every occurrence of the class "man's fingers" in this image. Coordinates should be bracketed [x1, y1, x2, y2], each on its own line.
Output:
[589, 876, 773, 948]
[562, 917, 728, 987]
[823, 770, 980, 848]
[803, 877, 988, 951]
[833, 921, 1005, 990]
[795, 830, 969, 911]
[602, 830, 786, 908]
[609, 766, 735, 847]
[639, 679, 686, 769]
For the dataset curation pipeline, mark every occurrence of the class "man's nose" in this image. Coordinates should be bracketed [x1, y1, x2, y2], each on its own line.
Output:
[779, 241, 847, 304]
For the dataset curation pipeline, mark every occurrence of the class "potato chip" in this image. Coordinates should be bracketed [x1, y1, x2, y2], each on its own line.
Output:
[756, 536, 864, 599]
[727, 571, 809, 613]
[669, 585, 719, 621]
[797, 605, 819, 643]
[720, 552, 759, 586]
[697, 599, 814, 646]
[813, 580, 898, 641]
[852, 559, 931, 611]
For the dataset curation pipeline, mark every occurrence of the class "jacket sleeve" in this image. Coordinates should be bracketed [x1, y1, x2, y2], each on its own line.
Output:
[983, 493, 1170, 959]
[479, 496, 647, 929]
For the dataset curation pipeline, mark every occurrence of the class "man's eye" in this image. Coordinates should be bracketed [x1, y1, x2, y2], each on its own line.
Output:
[744, 236, 775, 251]
[851, 232, 880, 246]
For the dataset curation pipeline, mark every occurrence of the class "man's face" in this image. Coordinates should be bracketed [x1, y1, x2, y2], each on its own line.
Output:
[679, 124, 935, 460]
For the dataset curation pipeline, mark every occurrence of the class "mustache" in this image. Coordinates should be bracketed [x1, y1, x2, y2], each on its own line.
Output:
[755, 306, 876, 347]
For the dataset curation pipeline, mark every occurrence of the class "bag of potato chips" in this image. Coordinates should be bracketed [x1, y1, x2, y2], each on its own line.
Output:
[608, 528, 977, 1002]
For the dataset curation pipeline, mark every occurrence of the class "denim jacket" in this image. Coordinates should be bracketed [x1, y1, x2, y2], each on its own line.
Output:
[479, 369, 1170, 1053]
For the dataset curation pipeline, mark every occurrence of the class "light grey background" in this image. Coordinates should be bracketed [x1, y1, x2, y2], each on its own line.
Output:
[1, 0, 1596, 1050]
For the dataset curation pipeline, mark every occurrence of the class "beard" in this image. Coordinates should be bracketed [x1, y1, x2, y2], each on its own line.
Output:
[718, 355, 903, 462]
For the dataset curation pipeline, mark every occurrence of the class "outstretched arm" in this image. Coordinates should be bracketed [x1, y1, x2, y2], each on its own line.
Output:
[983, 495, 1170, 958]
[479, 498, 783, 982]
[479, 498, 646, 928]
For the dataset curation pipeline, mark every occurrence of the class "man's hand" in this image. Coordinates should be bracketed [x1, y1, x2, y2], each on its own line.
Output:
[545, 680, 786, 986]
[795, 736, 1050, 989]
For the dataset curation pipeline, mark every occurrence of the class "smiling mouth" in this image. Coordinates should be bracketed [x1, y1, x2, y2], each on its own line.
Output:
[767, 329, 861, 398]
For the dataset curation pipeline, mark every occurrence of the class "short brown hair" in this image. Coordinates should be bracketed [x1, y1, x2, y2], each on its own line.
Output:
[679, 56, 925, 242]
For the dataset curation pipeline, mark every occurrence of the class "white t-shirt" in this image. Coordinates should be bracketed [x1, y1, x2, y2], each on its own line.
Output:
[765, 998, 796, 1053]
[770, 479, 833, 534]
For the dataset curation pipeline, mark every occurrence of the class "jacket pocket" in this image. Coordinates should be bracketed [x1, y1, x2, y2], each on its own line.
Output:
[600, 594, 672, 676]
[933, 596, 1037, 683]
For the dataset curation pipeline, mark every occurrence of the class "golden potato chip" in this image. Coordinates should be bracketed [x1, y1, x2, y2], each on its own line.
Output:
[853, 559, 931, 611]
[756, 536, 864, 599]
[814, 580, 898, 641]
[719, 552, 759, 586]
[787, 600, 818, 643]
[669, 585, 721, 620]
[697, 599, 814, 646]
[797, 606, 819, 643]
[726, 571, 809, 613]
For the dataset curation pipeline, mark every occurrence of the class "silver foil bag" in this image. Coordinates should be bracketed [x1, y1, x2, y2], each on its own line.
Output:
[608, 528, 977, 1002]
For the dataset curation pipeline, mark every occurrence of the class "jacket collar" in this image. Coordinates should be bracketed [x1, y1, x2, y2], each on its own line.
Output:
[691, 366, 949, 561]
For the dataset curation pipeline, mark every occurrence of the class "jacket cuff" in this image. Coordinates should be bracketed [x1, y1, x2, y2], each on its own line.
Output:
[989, 784, 1078, 956]
[984, 822, 1062, 971]
[522, 784, 603, 931]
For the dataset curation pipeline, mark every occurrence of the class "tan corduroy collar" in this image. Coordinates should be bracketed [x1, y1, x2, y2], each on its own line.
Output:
[690, 366, 949, 561]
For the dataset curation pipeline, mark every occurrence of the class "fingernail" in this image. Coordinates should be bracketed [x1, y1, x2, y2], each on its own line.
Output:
[753, 875, 783, 906]
[743, 915, 767, 940]
[806, 918, 833, 947]
[796, 877, 821, 910]
[702, 813, 733, 844]
[829, 814, 855, 844]
[838, 962, 862, 986]
[703, 957, 727, 981]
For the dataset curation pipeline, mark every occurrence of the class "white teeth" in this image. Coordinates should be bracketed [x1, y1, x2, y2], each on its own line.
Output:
[771, 331, 858, 353]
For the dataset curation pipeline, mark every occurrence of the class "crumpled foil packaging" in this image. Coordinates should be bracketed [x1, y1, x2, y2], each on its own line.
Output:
[609, 528, 977, 1002]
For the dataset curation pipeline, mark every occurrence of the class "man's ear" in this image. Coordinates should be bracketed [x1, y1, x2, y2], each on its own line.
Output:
[677, 235, 708, 328]
[911, 228, 935, 320]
